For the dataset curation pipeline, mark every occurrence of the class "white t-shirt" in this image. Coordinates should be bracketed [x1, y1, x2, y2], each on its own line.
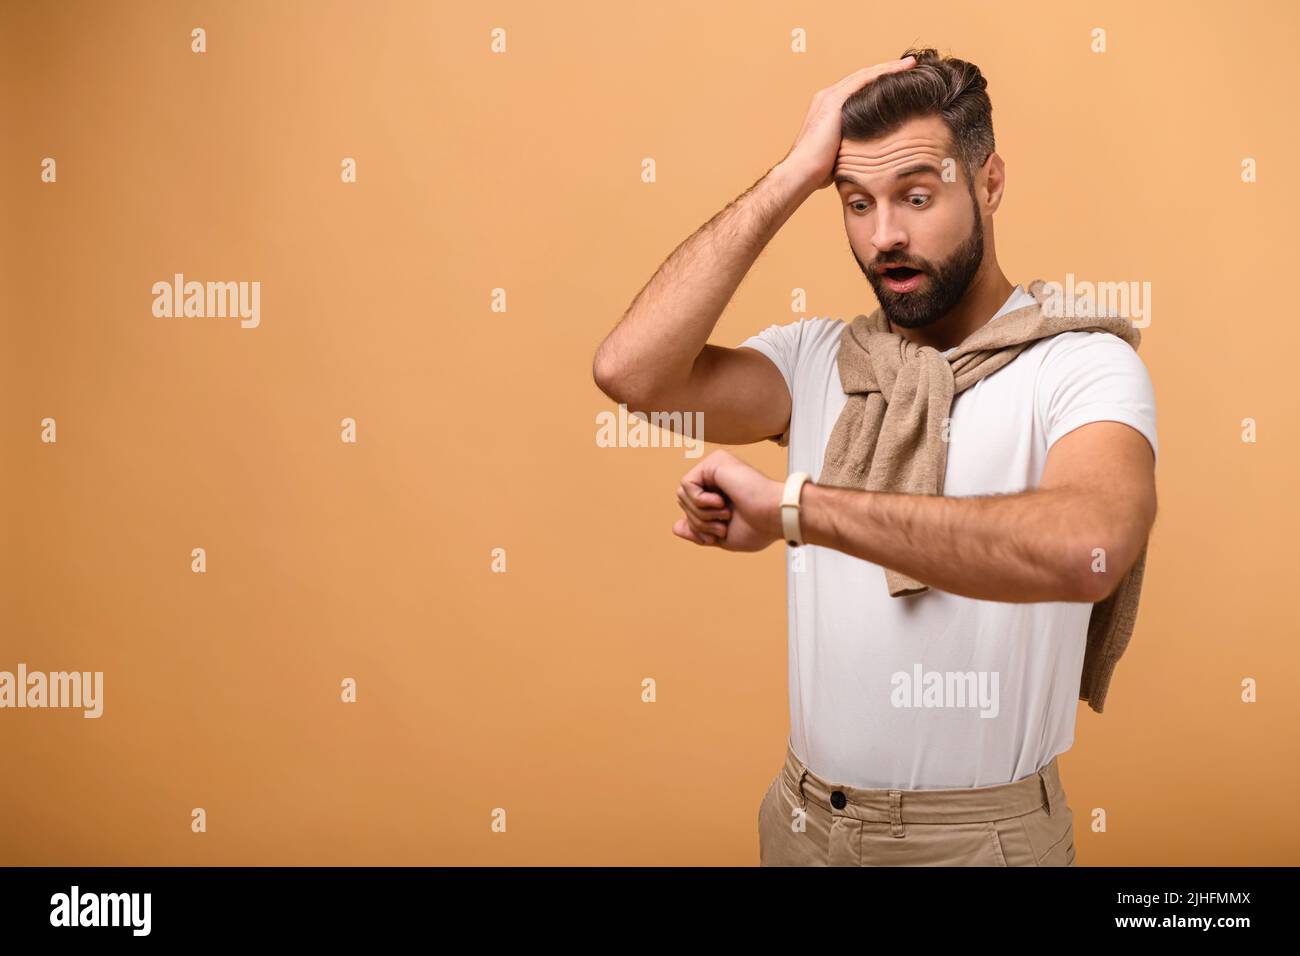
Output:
[738, 285, 1158, 789]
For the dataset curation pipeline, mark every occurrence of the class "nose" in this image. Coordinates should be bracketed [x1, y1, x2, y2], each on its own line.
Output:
[871, 205, 908, 256]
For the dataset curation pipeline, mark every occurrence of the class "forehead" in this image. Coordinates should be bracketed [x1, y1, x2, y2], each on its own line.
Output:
[834, 115, 956, 189]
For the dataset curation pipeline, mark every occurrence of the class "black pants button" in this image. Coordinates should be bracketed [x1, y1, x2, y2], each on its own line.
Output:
[830, 790, 847, 810]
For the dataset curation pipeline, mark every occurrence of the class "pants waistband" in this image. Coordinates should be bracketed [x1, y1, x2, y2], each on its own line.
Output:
[780, 741, 1065, 829]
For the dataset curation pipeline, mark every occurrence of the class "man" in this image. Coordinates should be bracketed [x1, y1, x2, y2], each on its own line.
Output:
[592, 49, 1157, 866]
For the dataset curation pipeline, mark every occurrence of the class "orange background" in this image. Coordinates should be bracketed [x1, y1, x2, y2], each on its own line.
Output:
[2, 0, 1297, 865]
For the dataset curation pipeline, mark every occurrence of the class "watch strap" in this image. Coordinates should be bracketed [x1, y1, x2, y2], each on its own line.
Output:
[781, 471, 811, 547]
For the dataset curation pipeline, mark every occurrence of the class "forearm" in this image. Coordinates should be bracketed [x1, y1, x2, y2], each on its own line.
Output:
[797, 483, 1111, 603]
[593, 160, 815, 401]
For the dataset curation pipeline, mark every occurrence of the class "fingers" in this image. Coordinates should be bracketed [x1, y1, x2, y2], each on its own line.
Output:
[676, 480, 730, 540]
[673, 516, 718, 546]
[673, 451, 737, 547]
[870, 55, 918, 77]
[828, 56, 916, 97]
[675, 480, 730, 541]
[676, 481, 730, 522]
[676, 493, 729, 541]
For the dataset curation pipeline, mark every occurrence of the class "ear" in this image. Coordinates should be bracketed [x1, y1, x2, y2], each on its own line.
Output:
[981, 152, 1006, 213]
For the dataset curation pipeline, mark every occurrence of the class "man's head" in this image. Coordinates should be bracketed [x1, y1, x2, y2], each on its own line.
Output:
[834, 48, 1003, 330]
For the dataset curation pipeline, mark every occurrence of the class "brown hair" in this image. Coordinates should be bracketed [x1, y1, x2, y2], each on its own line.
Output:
[840, 48, 995, 188]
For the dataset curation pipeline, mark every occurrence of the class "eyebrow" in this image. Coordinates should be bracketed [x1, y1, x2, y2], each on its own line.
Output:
[834, 163, 944, 188]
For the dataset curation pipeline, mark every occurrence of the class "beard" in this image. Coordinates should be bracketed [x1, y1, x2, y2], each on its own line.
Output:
[854, 188, 985, 330]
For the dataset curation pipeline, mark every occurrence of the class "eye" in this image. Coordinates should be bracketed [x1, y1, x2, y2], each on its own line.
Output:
[848, 200, 872, 213]
[906, 194, 931, 207]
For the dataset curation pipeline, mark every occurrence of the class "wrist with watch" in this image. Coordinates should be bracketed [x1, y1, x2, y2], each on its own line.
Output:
[780, 471, 813, 547]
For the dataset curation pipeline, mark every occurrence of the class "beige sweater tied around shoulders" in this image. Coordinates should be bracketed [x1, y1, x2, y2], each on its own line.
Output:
[817, 278, 1150, 714]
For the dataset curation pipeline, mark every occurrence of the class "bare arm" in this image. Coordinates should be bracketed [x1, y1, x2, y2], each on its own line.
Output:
[591, 162, 811, 445]
[592, 58, 920, 446]
[796, 421, 1158, 602]
[673, 421, 1157, 603]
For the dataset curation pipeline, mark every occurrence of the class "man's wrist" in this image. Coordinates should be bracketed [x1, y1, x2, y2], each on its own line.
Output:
[765, 477, 790, 544]
[768, 159, 821, 209]
[796, 482, 841, 549]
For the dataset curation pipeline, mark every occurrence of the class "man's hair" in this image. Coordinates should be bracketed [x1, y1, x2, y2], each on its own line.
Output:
[840, 48, 995, 188]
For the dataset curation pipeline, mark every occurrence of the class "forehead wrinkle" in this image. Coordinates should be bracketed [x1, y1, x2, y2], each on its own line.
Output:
[839, 134, 950, 160]
[835, 141, 951, 178]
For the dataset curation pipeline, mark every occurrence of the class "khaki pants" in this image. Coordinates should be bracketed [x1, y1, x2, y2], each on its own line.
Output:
[758, 741, 1077, 866]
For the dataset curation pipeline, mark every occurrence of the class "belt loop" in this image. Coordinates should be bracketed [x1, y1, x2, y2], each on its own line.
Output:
[796, 767, 809, 811]
[1038, 764, 1056, 817]
[889, 790, 905, 837]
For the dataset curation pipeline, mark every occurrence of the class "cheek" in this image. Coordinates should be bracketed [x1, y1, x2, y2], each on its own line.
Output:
[842, 213, 873, 246]
[908, 208, 968, 256]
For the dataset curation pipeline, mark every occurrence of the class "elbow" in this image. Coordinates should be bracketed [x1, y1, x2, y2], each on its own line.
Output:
[1074, 567, 1114, 605]
[592, 346, 625, 402]
[1067, 528, 1145, 604]
[593, 345, 655, 408]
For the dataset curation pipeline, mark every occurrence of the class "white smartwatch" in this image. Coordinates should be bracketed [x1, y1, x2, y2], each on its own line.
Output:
[781, 471, 812, 547]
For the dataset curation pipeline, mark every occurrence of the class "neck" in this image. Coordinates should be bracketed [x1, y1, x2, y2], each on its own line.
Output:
[887, 266, 1015, 351]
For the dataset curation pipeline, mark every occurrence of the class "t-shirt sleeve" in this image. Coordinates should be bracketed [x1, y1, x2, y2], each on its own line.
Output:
[736, 320, 801, 447]
[1035, 330, 1158, 466]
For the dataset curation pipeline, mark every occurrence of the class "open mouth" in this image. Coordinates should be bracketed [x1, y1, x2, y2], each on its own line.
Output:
[880, 265, 925, 293]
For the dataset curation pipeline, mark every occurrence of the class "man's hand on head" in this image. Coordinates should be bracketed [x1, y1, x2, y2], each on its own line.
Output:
[779, 56, 918, 192]
[673, 450, 783, 552]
